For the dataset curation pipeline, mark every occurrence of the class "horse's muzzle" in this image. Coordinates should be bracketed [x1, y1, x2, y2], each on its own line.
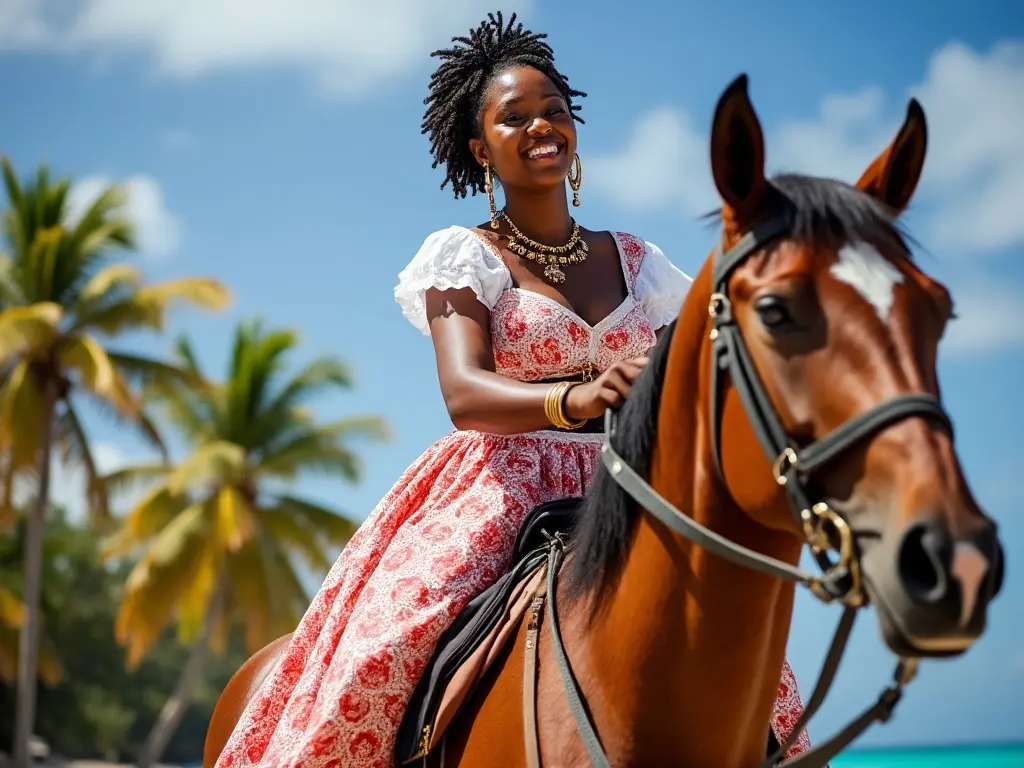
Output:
[860, 514, 1005, 658]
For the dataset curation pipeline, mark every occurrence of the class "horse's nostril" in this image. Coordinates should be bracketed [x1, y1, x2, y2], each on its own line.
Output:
[897, 520, 951, 605]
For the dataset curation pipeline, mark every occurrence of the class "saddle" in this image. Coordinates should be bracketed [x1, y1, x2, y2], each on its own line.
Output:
[395, 497, 579, 764]
[394, 496, 784, 765]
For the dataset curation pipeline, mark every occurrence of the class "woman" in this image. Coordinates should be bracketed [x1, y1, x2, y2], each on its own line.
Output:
[217, 12, 811, 767]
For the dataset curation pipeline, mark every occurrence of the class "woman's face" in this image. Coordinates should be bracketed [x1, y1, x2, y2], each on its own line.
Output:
[470, 66, 577, 193]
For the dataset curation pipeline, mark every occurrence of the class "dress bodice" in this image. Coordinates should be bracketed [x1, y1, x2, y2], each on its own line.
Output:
[394, 225, 693, 381]
[479, 231, 657, 382]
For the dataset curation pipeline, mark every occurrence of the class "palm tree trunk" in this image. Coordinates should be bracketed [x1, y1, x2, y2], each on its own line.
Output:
[136, 570, 227, 768]
[11, 381, 58, 768]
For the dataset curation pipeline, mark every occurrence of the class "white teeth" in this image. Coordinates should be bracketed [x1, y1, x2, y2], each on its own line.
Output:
[527, 144, 559, 158]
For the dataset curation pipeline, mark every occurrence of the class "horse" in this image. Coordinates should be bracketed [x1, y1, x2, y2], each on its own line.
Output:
[204, 75, 1004, 768]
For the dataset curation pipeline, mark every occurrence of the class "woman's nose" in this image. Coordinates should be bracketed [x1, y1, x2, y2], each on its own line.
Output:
[527, 117, 553, 135]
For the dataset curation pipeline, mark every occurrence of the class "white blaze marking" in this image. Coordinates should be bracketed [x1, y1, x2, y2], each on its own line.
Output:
[951, 541, 990, 628]
[830, 242, 905, 320]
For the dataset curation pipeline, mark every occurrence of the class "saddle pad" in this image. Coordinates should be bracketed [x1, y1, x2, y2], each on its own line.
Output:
[395, 497, 580, 763]
[395, 545, 548, 764]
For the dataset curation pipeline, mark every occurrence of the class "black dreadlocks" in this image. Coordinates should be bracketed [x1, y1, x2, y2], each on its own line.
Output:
[421, 11, 586, 200]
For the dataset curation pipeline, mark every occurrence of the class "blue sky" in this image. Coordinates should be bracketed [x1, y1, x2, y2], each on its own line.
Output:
[2, 0, 1022, 750]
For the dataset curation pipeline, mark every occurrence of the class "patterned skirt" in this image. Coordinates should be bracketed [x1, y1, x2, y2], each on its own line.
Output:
[215, 429, 811, 767]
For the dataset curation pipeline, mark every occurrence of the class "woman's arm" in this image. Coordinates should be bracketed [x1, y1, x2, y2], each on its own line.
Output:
[426, 286, 644, 434]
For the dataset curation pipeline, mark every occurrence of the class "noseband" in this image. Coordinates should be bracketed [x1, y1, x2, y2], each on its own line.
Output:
[541, 214, 954, 767]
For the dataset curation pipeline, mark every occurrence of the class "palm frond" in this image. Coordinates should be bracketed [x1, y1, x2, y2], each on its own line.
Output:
[100, 463, 169, 500]
[166, 441, 245, 496]
[78, 386, 167, 459]
[74, 277, 231, 336]
[0, 254, 25, 306]
[273, 494, 359, 548]
[73, 263, 142, 310]
[256, 417, 388, 483]
[0, 302, 62, 365]
[213, 486, 255, 553]
[57, 333, 126, 409]
[55, 401, 111, 526]
[108, 349, 207, 391]
[0, 360, 46, 468]
[101, 482, 187, 560]
[115, 500, 215, 667]
[225, 538, 273, 653]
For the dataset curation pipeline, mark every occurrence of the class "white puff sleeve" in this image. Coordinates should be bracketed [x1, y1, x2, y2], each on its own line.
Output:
[635, 241, 694, 329]
[394, 226, 511, 335]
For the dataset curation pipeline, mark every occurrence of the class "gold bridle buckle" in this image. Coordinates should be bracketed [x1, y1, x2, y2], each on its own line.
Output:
[708, 293, 727, 319]
[772, 447, 798, 486]
[802, 502, 865, 607]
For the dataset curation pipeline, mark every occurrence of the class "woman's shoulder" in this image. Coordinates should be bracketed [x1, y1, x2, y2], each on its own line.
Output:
[405, 225, 507, 267]
[395, 225, 512, 334]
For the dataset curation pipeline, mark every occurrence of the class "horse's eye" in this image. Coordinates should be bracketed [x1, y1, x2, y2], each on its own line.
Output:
[754, 296, 793, 329]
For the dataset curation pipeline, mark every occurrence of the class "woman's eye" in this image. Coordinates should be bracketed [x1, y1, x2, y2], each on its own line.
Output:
[754, 296, 793, 329]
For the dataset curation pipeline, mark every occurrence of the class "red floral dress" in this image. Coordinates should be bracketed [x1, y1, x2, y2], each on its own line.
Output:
[215, 226, 811, 767]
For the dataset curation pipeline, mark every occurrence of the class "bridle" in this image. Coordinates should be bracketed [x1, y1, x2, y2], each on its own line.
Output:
[540, 213, 955, 767]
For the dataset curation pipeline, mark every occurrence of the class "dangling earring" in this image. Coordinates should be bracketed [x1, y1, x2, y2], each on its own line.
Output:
[567, 153, 583, 207]
[485, 161, 499, 230]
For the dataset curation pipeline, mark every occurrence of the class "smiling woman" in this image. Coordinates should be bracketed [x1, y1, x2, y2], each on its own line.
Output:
[208, 12, 812, 768]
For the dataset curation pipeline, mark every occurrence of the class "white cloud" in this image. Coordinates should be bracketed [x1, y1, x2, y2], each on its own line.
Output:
[913, 42, 1024, 252]
[590, 40, 1024, 255]
[770, 86, 896, 183]
[589, 108, 714, 215]
[941, 279, 1024, 357]
[68, 174, 182, 258]
[0, 0, 529, 96]
[0, 0, 55, 47]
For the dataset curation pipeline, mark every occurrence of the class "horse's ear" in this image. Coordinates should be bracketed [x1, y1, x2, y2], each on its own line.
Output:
[710, 74, 768, 223]
[856, 99, 927, 215]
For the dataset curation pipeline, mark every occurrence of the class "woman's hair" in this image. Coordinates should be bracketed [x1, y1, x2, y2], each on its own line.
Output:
[421, 11, 586, 200]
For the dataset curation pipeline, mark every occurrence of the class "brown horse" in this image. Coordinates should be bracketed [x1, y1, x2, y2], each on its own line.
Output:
[204, 76, 1004, 768]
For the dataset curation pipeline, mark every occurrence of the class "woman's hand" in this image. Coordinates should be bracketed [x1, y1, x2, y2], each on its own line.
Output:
[563, 357, 649, 421]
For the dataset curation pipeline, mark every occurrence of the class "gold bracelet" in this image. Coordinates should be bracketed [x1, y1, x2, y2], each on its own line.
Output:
[545, 382, 586, 430]
[543, 382, 563, 427]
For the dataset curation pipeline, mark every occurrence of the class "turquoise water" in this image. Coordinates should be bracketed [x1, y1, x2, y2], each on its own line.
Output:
[832, 744, 1024, 767]
[186, 744, 1024, 766]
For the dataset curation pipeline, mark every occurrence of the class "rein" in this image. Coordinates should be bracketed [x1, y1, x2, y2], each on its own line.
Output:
[532, 215, 953, 767]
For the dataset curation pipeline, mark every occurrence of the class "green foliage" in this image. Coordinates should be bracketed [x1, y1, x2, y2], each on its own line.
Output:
[106, 319, 388, 666]
[0, 156, 387, 762]
[0, 510, 249, 762]
[0, 154, 232, 524]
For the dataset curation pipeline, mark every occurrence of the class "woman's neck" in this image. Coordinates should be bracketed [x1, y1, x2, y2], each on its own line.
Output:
[500, 186, 573, 243]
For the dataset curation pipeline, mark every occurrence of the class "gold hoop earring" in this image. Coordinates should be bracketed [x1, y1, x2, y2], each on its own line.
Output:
[567, 153, 583, 207]
[485, 161, 499, 230]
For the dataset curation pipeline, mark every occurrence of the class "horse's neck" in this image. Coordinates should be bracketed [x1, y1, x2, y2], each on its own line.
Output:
[568, 265, 803, 766]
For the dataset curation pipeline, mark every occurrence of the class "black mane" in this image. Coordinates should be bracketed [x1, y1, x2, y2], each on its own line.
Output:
[770, 173, 913, 254]
[565, 174, 912, 605]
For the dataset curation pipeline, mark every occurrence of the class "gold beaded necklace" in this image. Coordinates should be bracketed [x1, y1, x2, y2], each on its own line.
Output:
[500, 211, 589, 284]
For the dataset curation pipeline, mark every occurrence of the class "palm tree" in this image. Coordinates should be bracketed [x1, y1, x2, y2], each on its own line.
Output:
[102, 319, 389, 767]
[0, 156, 231, 767]
[0, 511, 64, 691]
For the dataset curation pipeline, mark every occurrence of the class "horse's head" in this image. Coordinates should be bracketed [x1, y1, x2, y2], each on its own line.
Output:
[707, 75, 1004, 657]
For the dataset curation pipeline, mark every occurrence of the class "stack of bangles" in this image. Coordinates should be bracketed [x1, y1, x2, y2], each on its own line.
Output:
[544, 381, 587, 430]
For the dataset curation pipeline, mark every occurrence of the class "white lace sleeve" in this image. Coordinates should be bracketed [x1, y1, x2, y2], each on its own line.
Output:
[394, 226, 511, 335]
[635, 241, 694, 329]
